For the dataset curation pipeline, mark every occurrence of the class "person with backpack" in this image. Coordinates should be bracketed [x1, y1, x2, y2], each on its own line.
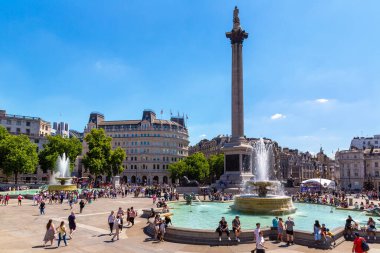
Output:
[352, 232, 369, 253]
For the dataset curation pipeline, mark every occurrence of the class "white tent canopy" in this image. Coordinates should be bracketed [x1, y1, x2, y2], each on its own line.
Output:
[301, 178, 336, 189]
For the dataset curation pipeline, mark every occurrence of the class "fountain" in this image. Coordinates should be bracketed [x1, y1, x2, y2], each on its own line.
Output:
[231, 138, 296, 215]
[47, 153, 77, 192]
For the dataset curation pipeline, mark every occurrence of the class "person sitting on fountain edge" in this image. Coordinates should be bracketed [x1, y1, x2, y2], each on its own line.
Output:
[217, 217, 231, 242]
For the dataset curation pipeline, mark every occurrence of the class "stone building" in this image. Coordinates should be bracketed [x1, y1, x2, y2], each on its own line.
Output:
[351, 135, 380, 150]
[81, 110, 189, 184]
[189, 135, 230, 158]
[0, 109, 51, 183]
[336, 148, 380, 191]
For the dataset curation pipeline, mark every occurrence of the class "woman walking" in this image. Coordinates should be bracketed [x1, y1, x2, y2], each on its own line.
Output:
[277, 218, 284, 242]
[111, 215, 122, 241]
[43, 219, 55, 247]
[108, 211, 115, 235]
[56, 221, 67, 247]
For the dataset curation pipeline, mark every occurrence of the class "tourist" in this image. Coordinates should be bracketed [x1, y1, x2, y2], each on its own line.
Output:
[108, 211, 115, 235]
[79, 199, 85, 213]
[277, 218, 284, 242]
[128, 207, 137, 226]
[352, 232, 369, 253]
[117, 207, 125, 231]
[313, 220, 321, 243]
[43, 219, 55, 247]
[68, 212, 76, 239]
[147, 208, 155, 224]
[254, 223, 261, 244]
[159, 217, 166, 242]
[56, 221, 67, 247]
[17, 194, 23, 206]
[366, 217, 376, 240]
[272, 217, 279, 230]
[285, 216, 295, 246]
[39, 200, 46, 215]
[232, 216, 241, 242]
[164, 215, 172, 227]
[4, 193, 10, 205]
[68, 197, 74, 210]
[345, 215, 354, 238]
[255, 231, 267, 253]
[111, 215, 122, 241]
[154, 214, 161, 240]
[217, 217, 231, 242]
[325, 228, 336, 246]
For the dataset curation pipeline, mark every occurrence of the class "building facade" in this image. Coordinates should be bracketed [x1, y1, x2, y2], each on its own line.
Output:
[0, 109, 52, 183]
[82, 110, 189, 184]
[336, 148, 380, 191]
[350, 135, 380, 150]
[52, 122, 70, 138]
[189, 135, 230, 158]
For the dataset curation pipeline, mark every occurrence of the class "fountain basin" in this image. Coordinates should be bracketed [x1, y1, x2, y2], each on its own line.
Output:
[47, 184, 77, 192]
[232, 194, 296, 215]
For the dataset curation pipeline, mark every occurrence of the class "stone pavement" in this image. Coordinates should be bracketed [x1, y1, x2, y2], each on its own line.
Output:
[1, 196, 380, 253]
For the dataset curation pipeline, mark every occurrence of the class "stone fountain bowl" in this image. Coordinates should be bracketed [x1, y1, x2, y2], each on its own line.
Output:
[245, 180, 281, 188]
[232, 194, 297, 215]
[47, 177, 77, 192]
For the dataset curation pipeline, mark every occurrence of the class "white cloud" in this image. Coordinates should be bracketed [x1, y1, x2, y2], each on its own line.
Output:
[315, 98, 329, 103]
[199, 134, 207, 138]
[270, 113, 286, 120]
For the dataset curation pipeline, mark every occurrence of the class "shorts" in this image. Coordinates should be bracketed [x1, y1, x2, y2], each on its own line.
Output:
[286, 230, 293, 235]
[69, 224, 76, 230]
[233, 227, 240, 233]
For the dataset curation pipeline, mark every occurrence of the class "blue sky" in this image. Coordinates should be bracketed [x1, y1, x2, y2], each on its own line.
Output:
[1, 0, 379, 156]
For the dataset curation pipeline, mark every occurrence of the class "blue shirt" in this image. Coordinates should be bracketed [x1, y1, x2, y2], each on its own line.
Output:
[272, 218, 278, 228]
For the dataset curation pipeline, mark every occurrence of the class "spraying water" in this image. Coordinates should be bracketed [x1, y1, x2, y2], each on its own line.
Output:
[50, 153, 70, 184]
[251, 138, 273, 181]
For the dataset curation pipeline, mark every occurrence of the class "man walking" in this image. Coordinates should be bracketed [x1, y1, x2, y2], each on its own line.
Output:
[285, 217, 295, 246]
[68, 212, 76, 239]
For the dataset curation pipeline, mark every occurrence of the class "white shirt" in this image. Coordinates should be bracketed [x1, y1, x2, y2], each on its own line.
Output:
[254, 228, 261, 242]
[256, 236, 265, 249]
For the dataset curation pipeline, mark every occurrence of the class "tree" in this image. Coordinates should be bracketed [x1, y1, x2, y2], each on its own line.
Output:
[185, 152, 210, 182]
[0, 126, 10, 167]
[0, 134, 38, 184]
[82, 128, 126, 177]
[39, 135, 82, 174]
[168, 160, 187, 181]
[208, 154, 224, 183]
[109, 147, 126, 176]
[168, 152, 210, 183]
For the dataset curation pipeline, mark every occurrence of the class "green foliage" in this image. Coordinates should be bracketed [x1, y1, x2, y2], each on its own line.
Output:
[109, 147, 126, 176]
[82, 128, 125, 177]
[0, 125, 10, 141]
[168, 152, 210, 183]
[0, 134, 38, 184]
[39, 135, 82, 174]
[208, 154, 225, 182]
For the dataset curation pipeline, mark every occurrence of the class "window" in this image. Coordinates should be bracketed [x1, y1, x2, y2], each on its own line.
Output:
[16, 120, 21, 126]
[26, 129, 30, 135]
[376, 171, 379, 177]
[376, 162, 379, 168]
[6, 127, 10, 132]
[6, 119, 11, 125]
[16, 128, 21, 133]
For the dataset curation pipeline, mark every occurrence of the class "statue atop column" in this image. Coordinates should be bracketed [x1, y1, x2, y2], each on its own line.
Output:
[226, 6, 248, 44]
[233, 6, 240, 29]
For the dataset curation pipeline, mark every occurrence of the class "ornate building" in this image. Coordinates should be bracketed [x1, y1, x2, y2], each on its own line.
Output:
[336, 148, 380, 191]
[82, 110, 189, 184]
[0, 109, 51, 183]
[189, 135, 230, 158]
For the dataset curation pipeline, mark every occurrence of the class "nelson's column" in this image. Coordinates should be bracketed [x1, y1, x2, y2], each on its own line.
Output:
[219, 6, 253, 190]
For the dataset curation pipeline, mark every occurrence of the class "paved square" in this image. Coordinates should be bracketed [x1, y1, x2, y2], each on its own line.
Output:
[1, 196, 380, 253]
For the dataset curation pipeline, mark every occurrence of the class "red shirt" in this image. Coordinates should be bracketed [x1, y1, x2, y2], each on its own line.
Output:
[354, 237, 365, 253]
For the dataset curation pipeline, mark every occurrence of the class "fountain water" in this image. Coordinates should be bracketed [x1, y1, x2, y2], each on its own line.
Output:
[47, 153, 77, 192]
[232, 138, 296, 215]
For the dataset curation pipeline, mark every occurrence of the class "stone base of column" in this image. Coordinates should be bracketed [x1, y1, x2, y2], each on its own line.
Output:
[214, 139, 253, 191]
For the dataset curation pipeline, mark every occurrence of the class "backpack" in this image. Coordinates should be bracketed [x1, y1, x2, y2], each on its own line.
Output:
[361, 238, 370, 251]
